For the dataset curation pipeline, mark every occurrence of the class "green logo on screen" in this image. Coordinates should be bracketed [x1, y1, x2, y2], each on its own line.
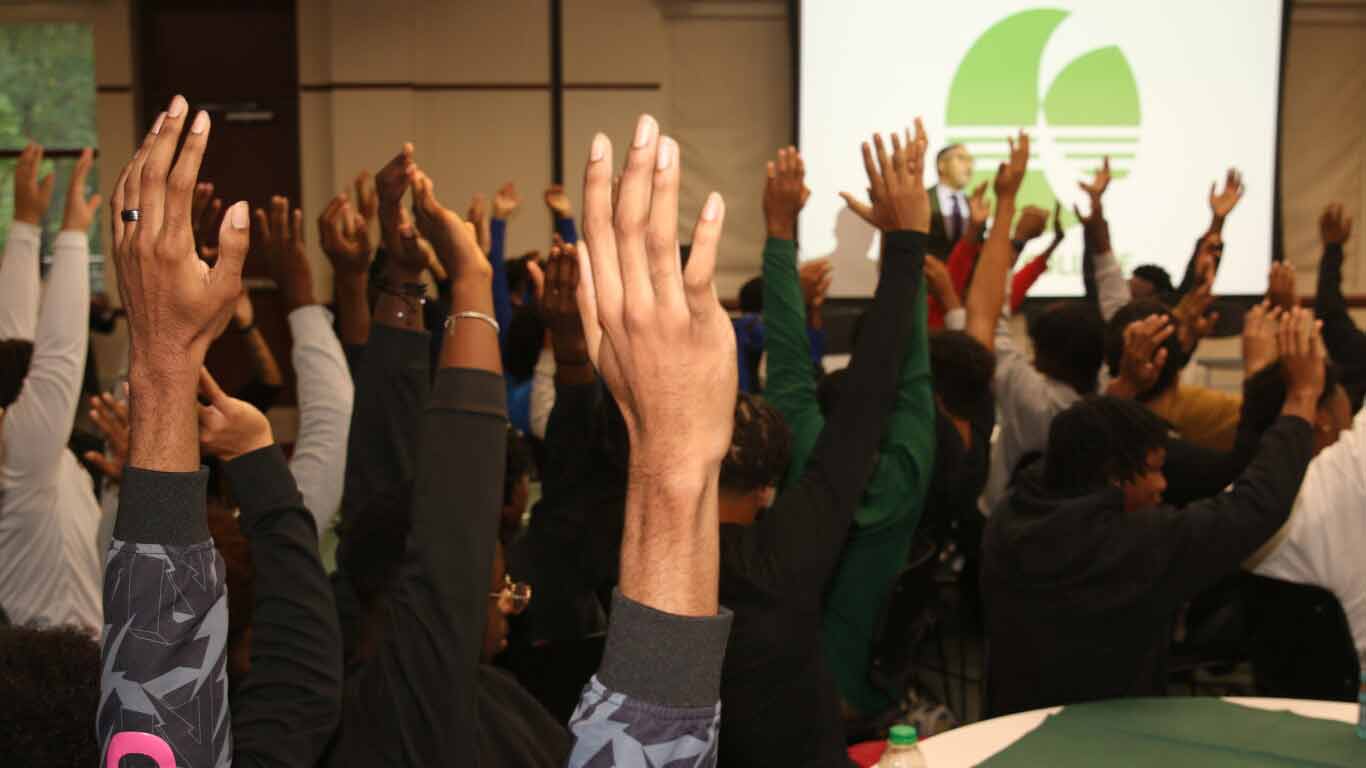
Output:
[945, 9, 1140, 224]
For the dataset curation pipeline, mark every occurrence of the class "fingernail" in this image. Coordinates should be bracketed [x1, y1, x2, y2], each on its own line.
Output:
[151, 112, 166, 135]
[590, 133, 606, 162]
[168, 95, 187, 118]
[702, 192, 721, 222]
[657, 137, 675, 171]
[190, 110, 209, 135]
[634, 115, 656, 148]
[230, 202, 249, 230]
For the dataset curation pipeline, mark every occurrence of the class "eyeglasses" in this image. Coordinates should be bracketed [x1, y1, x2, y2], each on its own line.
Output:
[489, 574, 532, 615]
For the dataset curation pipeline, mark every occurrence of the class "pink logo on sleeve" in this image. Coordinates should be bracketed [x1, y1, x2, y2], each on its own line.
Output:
[107, 732, 176, 768]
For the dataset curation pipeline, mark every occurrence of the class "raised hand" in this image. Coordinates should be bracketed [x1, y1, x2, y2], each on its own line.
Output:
[799, 258, 834, 309]
[191, 181, 222, 261]
[1266, 261, 1297, 312]
[375, 143, 415, 259]
[354, 170, 379, 224]
[493, 181, 521, 219]
[967, 181, 990, 230]
[1078, 155, 1111, 204]
[197, 367, 273, 461]
[408, 165, 491, 284]
[111, 95, 250, 471]
[923, 254, 960, 310]
[1209, 168, 1244, 221]
[13, 142, 55, 226]
[993, 131, 1030, 202]
[544, 183, 573, 219]
[1051, 200, 1064, 244]
[83, 392, 129, 481]
[1013, 205, 1048, 243]
[1278, 307, 1325, 417]
[61, 147, 102, 234]
[1172, 256, 1218, 352]
[526, 256, 545, 304]
[579, 116, 735, 616]
[845, 120, 930, 233]
[317, 193, 372, 276]
[1115, 314, 1175, 395]
[467, 192, 492, 255]
[1319, 203, 1354, 246]
[255, 195, 316, 311]
[1241, 300, 1281, 378]
[765, 145, 811, 240]
[542, 239, 588, 364]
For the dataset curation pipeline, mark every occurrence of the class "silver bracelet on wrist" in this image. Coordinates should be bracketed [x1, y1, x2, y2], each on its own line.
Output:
[445, 311, 500, 335]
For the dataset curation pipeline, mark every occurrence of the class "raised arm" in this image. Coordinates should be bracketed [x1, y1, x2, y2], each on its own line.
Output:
[545, 183, 580, 243]
[198, 367, 342, 768]
[1010, 202, 1062, 311]
[1153, 307, 1322, 604]
[262, 194, 354, 536]
[318, 189, 374, 349]
[491, 181, 520, 349]
[568, 115, 735, 766]
[1, 148, 98, 482]
[1313, 204, 1365, 400]
[0, 143, 52, 338]
[760, 146, 822, 488]
[1074, 157, 1129, 322]
[965, 132, 1029, 348]
[99, 96, 249, 768]
[1178, 169, 1243, 294]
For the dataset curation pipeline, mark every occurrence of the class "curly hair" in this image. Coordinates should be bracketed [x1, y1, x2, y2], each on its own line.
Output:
[0, 624, 100, 767]
[721, 393, 792, 494]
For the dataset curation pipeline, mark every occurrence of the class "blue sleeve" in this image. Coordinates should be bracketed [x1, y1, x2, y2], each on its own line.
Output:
[491, 217, 511, 351]
[555, 215, 579, 245]
[807, 327, 827, 367]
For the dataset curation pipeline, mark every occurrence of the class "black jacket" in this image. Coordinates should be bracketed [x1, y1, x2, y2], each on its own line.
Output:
[982, 415, 1314, 716]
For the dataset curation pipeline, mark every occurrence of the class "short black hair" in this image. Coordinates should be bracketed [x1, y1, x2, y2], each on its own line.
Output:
[0, 339, 34, 407]
[1043, 396, 1171, 496]
[1131, 264, 1174, 295]
[738, 276, 763, 314]
[720, 393, 792, 493]
[507, 251, 539, 299]
[936, 143, 965, 165]
[504, 426, 532, 504]
[0, 624, 100, 767]
[1105, 298, 1184, 400]
[930, 330, 996, 421]
[1242, 359, 1346, 435]
[1028, 301, 1105, 396]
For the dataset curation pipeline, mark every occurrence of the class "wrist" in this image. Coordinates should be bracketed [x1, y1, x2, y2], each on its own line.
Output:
[1209, 214, 1226, 234]
[1281, 391, 1318, 421]
[384, 263, 426, 284]
[766, 216, 797, 241]
[14, 210, 40, 226]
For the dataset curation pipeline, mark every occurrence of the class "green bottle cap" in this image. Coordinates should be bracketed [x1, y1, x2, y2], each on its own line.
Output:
[889, 724, 918, 746]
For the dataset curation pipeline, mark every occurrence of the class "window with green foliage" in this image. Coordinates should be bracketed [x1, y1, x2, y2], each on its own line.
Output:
[0, 23, 100, 286]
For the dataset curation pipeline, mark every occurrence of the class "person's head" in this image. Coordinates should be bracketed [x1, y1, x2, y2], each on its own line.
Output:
[719, 393, 791, 523]
[1043, 396, 1171, 513]
[936, 144, 974, 191]
[505, 305, 545, 382]
[0, 624, 101, 766]
[483, 541, 530, 662]
[502, 427, 532, 542]
[506, 251, 538, 305]
[1248, 360, 1350, 455]
[1028, 301, 1106, 396]
[1128, 265, 1174, 300]
[1105, 298, 1184, 400]
[930, 330, 996, 422]
[738, 276, 763, 315]
[0, 339, 34, 408]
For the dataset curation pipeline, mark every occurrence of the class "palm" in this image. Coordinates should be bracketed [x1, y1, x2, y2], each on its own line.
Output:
[1209, 169, 1243, 218]
[1080, 157, 1111, 200]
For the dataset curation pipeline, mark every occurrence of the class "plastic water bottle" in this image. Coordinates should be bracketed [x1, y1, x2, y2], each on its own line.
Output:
[876, 724, 927, 767]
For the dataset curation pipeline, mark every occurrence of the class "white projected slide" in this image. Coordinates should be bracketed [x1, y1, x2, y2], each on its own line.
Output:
[800, 0, 1284, 297]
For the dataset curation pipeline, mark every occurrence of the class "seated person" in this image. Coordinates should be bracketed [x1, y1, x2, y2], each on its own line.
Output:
[981, 307, 1325, 715]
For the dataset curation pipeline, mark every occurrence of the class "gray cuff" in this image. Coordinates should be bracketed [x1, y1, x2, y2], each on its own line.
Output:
[114, 466, 210, 545]
[428, 367, 507, 419]
[598, 589, 733, 708]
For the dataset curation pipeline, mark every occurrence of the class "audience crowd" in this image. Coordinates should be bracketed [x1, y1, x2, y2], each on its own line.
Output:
[0, 87, 1362, 768]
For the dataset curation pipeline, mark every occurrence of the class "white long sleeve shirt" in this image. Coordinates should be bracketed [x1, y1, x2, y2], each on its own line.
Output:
[0, 224, 103, 632]
[529, 345, 556, 440]
[286, 305, 353, 537]
[1253, 405, 1366, 660]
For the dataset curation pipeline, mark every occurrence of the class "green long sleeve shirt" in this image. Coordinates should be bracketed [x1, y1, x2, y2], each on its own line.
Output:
[761, 236, 936, 715]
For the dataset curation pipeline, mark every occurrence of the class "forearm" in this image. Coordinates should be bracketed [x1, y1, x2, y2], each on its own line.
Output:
[529, 346, 556, 439]
[555, 215, 579, 244]
[225, 445, 342, 766]
[1010, 248, 1051, 312]
[1091, 248, 1131, 322]
[240, 326, 285, 387]
[490, 218, 512, 348]
[0, 221, 41, 338]
[619, 458, 719, 617]
[441, 277, 502, 374]
[966, 200, 1015, 346]
[762, 236, 820, 432]
[288, 305, 354, 536]
[333, 272, 371, 346]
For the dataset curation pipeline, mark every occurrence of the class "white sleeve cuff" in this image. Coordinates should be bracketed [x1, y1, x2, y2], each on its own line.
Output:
[944, 307, 967, 331]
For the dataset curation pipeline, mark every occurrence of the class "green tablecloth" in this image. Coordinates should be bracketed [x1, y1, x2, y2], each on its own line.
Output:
[980, 698, 1365, 767]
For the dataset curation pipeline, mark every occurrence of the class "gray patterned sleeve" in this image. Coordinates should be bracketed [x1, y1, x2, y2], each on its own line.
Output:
[98, 467, 232, 768]
[567, 591, 731, 767]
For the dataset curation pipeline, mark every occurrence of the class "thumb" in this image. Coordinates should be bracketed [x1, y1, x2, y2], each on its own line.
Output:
[87, 193, 103, 211]
[198, 366, 228, 404]
[214, 202, 251, 293]
[39, 172, 55, 198]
